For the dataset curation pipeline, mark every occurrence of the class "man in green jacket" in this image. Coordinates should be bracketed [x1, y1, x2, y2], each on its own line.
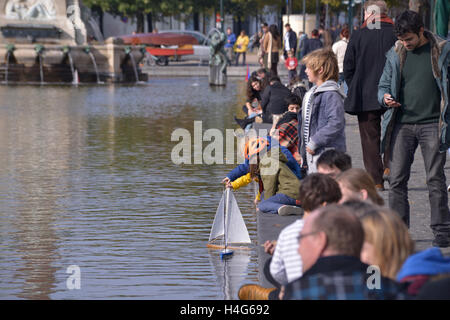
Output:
[378, 10, 450, 247]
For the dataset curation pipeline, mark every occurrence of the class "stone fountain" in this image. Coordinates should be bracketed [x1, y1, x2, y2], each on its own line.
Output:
[0, 0, 147, 84]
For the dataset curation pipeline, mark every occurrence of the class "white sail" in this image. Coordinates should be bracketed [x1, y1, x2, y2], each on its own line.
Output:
[209, 191, 225, 242]
[209, 189, 251, 244]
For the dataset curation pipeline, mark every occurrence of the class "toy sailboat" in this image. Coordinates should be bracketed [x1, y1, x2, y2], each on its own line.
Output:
[207, 188, 251, 259]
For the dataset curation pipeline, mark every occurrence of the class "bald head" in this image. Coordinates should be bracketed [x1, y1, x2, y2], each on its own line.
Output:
[312, 204, 365, 257]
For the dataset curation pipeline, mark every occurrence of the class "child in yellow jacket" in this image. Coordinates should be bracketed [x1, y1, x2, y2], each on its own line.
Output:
[234, 30, 249, 66]
[230, 173, 261, 202]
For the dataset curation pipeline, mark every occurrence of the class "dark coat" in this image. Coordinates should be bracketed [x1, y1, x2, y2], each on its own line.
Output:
[300, 38, 323, 58]
[343, 22, 397, 115]
[261, 81, 291, 123]
[299, 38, 323, 79]
[284, 29, 298, 55]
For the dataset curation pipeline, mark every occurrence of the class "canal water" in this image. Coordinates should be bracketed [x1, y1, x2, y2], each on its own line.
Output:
[0, 78, 259, 299]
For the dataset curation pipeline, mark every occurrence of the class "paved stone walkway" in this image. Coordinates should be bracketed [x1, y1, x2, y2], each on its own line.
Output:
[141, 52, 289, 78]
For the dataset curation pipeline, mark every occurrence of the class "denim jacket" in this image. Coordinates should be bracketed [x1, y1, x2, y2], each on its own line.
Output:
[298, 80, 347, 167]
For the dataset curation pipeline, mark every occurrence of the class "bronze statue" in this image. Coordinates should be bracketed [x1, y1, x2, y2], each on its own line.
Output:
[208, 29, 227, 86]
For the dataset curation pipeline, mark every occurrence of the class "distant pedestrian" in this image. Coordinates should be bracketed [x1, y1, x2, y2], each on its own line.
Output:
[378, 10, 450, 248]
[299, 29, 323, 81]
[343, 0, 397, 190]
[225, 27, 236, 64]
[262, 24, 282, 76]
[319, 26, 333, 48]
[296, 32, 307, 60]
[283, 23, 297, 59]
[252, 31, 263, 51]
[257, 23, 269, 67]
[234, 30, 249, 66]
[332, 27, 349, 91]
[260, 75, 291, 123]
[284, 50, 298, 82]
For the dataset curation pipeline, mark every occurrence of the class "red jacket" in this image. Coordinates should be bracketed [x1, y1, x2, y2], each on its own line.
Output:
[285, 57, 298, 70]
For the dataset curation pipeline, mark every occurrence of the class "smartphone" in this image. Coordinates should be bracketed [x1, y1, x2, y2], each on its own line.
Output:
[386, 96, 394, 101]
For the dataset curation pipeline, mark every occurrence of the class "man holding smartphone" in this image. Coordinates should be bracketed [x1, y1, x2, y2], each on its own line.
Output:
[378, 10, 450, 247]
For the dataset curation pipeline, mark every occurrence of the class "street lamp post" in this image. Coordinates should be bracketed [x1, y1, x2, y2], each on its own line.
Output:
[220, 0, 224, 32]
[303, 0, 306, 32]
[316, 0, 320, 29]
[348, 0, 353, 31]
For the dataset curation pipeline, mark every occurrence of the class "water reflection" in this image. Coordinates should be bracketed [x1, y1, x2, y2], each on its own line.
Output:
[0, 79, 258, 299]
[208, 250, 251, 300]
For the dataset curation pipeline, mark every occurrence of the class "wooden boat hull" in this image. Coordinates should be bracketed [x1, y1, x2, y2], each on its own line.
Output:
[120, 33, 199, 46]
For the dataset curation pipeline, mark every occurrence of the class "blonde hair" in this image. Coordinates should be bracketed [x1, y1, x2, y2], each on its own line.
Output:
[360, 208, 414, 279]
[336, 168, 384, 206]
[301, 49, 339, 82]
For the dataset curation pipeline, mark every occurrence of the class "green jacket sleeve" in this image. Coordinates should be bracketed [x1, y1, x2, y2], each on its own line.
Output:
[378, 49, 395, 107]
[435, 0, 450, 38]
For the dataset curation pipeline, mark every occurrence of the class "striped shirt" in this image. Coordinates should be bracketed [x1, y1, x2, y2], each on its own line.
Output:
[302, 87, 316, 146]
[270, 219, 304, 285]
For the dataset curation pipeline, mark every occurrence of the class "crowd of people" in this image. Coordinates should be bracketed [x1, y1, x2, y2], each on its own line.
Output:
[221, 0, 450, 300]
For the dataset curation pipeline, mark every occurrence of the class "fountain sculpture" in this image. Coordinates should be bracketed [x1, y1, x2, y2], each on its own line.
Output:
[0, 0, 147, 84]
[208, 28, 227, 86]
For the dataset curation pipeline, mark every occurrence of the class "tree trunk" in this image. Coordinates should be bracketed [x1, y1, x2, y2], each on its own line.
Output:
[147, 13, 153, 33]
[136, 12, 145, 33]
[194, 12, 200, 31]
[91, 5, 104, 35]
[202, 11, 206, 34]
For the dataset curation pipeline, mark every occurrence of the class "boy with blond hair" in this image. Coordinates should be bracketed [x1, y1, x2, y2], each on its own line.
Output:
[299, 49, 346, 174]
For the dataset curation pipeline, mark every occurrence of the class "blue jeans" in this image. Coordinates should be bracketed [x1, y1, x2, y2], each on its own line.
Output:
[235, 52, 246, 66]
[338, 72, 348, 95]
[388, 122, 450, 235]
[258, 193, 298, 214]
[245, 113, 256, 132]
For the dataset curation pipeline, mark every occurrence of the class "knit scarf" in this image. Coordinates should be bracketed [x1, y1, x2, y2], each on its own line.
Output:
[267, 32, 273, 69]
[276, 111, 298, 129]
[361, 13, 394, 28]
